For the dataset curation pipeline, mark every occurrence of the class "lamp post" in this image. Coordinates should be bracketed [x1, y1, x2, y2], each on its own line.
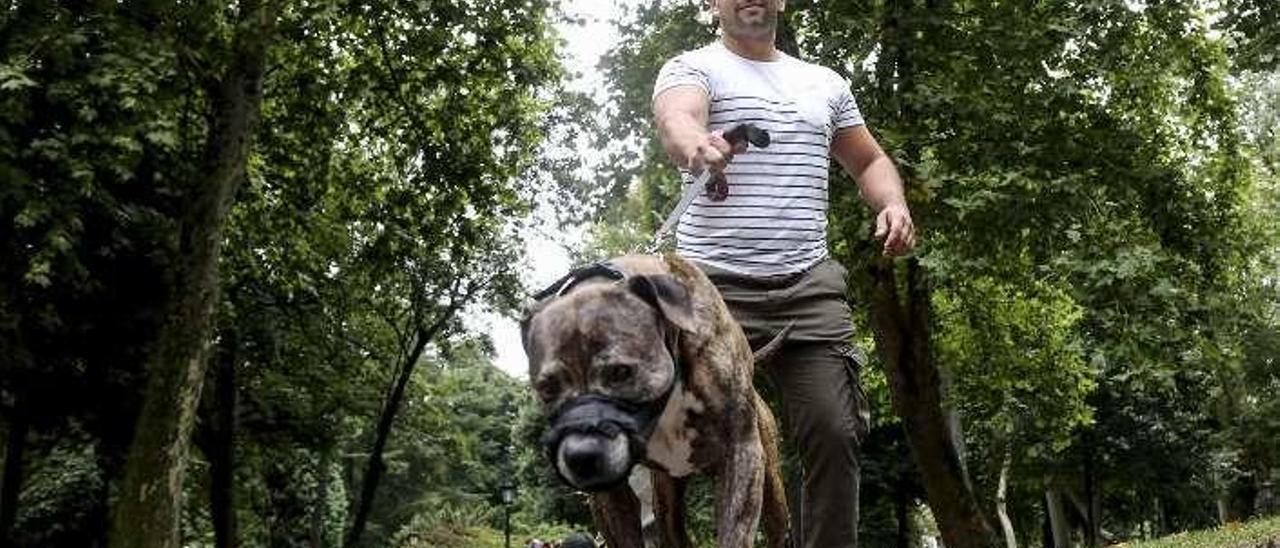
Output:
[500, 392, 518, 548]
[501, 481, 516, 548]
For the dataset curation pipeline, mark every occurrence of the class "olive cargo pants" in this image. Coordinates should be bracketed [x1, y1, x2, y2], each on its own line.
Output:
[697, 258, 870, 548]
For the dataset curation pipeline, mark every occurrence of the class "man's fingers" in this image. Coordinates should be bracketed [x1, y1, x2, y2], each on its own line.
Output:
[686, 151, 706, 173]
[702, 145, 727, 172]
[882, 222, 905, 255]
[706, 131, 735, 170]
[709, 129, 730, 151]
[878, 209, 917, 256]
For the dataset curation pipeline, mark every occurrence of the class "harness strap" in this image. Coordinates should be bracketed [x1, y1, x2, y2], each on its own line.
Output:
[531, 262, 627, 302]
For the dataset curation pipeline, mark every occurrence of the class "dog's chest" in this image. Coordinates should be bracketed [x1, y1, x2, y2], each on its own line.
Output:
[645, 384, 705, 477]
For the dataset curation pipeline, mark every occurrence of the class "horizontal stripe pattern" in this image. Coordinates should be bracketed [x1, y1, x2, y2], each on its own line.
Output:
[655, 43, 865, 276]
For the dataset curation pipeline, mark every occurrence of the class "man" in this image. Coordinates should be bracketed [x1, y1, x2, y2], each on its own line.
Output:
[651, 0, 916, 546]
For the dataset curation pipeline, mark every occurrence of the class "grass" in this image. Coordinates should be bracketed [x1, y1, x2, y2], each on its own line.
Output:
[1117, 515, 1280, 548]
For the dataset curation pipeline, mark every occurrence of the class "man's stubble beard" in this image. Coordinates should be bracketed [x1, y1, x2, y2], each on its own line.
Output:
[719, 7, 778, 42]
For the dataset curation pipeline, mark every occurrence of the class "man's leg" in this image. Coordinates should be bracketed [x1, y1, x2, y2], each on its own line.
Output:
[767, 342, 868, 548]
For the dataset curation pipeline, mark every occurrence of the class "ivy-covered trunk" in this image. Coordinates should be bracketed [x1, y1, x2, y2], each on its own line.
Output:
[107, 4, 272, 546]
[866, 258, 1000, 548]
[311, 448, 331, 548]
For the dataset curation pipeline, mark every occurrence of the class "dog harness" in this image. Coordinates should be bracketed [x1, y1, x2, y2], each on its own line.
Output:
[531, 261, 629, 302]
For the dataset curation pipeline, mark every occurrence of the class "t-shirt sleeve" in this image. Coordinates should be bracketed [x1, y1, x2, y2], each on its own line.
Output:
[831, 76, 865, 131]
[653, 53, 711, 100]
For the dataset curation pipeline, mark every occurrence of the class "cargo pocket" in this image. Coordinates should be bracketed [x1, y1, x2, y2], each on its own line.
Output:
[835, 343, 871, 445]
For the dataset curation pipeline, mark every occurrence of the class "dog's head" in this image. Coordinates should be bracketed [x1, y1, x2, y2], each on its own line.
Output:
[521, 272, 694, 491]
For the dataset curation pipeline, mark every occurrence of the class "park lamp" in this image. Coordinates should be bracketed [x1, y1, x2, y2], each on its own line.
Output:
[501, 482, 517, 506]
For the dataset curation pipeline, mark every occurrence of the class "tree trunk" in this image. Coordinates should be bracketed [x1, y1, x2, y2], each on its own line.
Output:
[1089, 487, 1102, 546]
[942, 370, 971, 486]
[343, 332, 428, 548]
[863, 0, 995, 544]
[866, 0, 995, 541]
[0, 408, 29, 546]
[208, 332, 238, 548]
[1041, 499, 1052, 548]
[1083, 452, 1101, 547]
[106, 4, 272, 547]
[777, 8, 799, 57]
[312, 449, 331, 548]
[344, 304, 461, 548]
[1065, 489, 1114, 545]
[996, 446, 1016, 548]
[866, 258, 1000, 548]
[1153, 496, 1165, 537]
[896, 464, 911, 548]
[1045, 489, 1069, 548]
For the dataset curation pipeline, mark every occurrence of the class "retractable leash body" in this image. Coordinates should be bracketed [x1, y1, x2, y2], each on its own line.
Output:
[638, 124, 771, 254]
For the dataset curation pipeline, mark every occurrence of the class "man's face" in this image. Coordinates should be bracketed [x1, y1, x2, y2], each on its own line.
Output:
[713, 0, 784, 40]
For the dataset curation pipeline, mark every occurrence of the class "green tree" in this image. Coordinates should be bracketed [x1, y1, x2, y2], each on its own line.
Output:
[594, 1, 1279, 546]
[1, 0, 574, 546]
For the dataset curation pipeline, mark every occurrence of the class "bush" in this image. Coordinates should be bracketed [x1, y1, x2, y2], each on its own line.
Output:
[392, 503, 503, 548]
[1126, 515, 1280, 548]
[394, 524, 504, 548]
[515, 521, 582, 546]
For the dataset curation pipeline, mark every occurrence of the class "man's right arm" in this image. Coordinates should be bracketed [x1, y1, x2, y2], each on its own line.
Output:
[653, 86, 737, 173]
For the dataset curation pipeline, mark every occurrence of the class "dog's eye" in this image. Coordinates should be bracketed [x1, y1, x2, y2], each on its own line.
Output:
[604, 364, 634, 385]
[535, 377, 560, 402]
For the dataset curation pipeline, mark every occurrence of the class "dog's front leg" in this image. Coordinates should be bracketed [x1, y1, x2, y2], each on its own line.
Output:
[652, 470, 694, 548]
[713, 436, 766, 548]
[590, 483, 645, 548]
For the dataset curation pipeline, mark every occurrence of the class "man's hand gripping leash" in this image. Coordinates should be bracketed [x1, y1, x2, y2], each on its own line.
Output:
[639, 123, 771, 254]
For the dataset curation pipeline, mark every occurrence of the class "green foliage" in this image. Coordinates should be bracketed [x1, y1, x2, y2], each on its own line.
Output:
[390, 501, 499, 548]
[1221, 0, 1280, 71]
[1, 0, 577, 545]
[391, 510, 506, 548]
[596, 0, 1280, 545]
[2, 0, 1276, 545]
[936, 277, 1093, 457]
[1128, 515, 1280, 548]
[11, 439, 104, 547]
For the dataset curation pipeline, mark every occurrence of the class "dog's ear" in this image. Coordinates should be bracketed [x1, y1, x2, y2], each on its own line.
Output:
[519, 299, 542, 355]
[627, 275, 695, 333]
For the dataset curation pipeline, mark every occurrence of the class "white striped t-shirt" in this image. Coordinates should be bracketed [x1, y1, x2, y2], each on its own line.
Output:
[653, 41, 864, 277]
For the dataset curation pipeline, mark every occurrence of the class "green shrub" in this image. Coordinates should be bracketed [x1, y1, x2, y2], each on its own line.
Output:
[515, 521, 582, 546]
[1126, 515, 1280, 548]
[394, 524, 503, 548]
[392, 502, 503, 548]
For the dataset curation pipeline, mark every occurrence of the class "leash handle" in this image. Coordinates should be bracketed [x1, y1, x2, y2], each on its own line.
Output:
[722, 123, 771, 149]
[640, 123, 771, 254]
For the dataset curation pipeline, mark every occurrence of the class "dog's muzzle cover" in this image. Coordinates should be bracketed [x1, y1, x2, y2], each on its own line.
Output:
[541, 393, 668, 490]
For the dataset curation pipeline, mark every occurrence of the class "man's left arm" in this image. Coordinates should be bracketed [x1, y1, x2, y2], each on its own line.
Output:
[831, 126, 916, 256]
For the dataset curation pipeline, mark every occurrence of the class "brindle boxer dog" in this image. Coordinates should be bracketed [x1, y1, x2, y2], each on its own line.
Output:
[521, 253, 789, 548]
